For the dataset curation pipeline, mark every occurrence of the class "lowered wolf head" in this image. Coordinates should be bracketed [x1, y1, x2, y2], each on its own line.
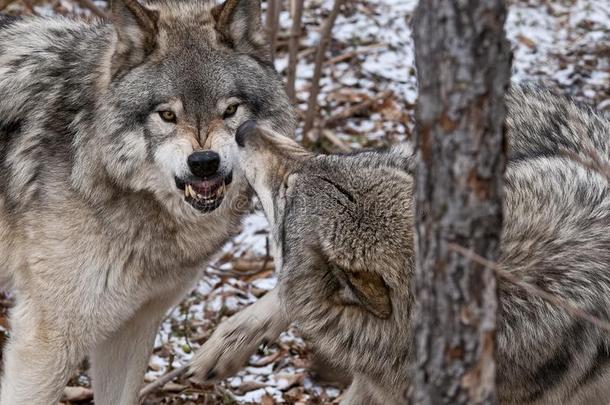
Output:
[234, 121, 414, 319]
[234, 121, 414, 387]
[77, 0, 294, 217]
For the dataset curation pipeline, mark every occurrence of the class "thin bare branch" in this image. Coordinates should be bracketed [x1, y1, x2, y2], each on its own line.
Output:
[323, 43, 386, 66]
[139, 364, 189, 401]
[297, 47, 316, 60]
[325, 90, 393, 127]
[266, 0, 280, 63]
[449, 243, 610, 333]
[286, 0, 304, 104]
[303, 0, 346, 139]
[321, 129, 351, 152]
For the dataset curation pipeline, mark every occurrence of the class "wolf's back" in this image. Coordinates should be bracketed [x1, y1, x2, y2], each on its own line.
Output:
[0, 14, 20, 30]
[0, 16, 108, 211]
[496, 87, 610, 404]
[506, 85, 610, 162]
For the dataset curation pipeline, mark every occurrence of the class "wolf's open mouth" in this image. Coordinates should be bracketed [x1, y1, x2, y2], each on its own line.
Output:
[175, 172, 233, 213]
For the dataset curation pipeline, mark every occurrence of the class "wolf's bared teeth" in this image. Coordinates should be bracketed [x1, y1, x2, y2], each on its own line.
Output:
[184, 186, 189, 197]
[197, 193, 203, 199]
[215, 182, 225, 199]
[186, 185, 195, 198]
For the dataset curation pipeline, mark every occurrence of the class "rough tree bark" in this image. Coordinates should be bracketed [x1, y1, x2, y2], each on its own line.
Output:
[411, 0, 511, 404]
[266, 0, 280, 63]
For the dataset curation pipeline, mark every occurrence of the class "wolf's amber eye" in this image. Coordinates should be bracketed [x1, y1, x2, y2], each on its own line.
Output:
[223, 104, 239, 119]
[159, 110, 176, 123]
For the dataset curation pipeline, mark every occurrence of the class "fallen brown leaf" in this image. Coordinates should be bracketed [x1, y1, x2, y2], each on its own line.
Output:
[162, 382, 187, 393]
[275, 373, 304, 391]
[233, 380, 268, 395]
[261, 394, 276, 405]
[250, 350, 283, 367]
[516, 34, 537, 50]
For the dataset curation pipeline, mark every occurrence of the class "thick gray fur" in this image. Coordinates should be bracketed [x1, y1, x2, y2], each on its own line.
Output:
[0, 1, 294, 404]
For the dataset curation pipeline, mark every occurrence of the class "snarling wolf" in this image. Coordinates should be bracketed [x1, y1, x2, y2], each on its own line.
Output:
[0, 0, 293, 403]
[190, 87, 610, 405]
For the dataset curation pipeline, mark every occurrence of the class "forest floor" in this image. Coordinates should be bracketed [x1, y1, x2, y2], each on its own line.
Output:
[0, 0, 608, 404]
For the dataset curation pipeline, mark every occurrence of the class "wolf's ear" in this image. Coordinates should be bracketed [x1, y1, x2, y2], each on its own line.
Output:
[212, 0, 270, 64]
[331, 265, 392, 319]
[110, 0, 159, 77]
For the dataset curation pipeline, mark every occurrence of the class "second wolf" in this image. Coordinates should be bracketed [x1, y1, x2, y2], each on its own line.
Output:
[190, 87, 610, 405]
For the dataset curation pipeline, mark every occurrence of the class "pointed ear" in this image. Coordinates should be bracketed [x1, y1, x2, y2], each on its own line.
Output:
[110, 0, 159, 77]
[212, 0, 271, 64]
[331, 265, 392, 319]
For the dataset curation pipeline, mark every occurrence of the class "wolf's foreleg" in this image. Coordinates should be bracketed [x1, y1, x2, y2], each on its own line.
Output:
[90, 289, 186, 405]
[189, 287, 288, 382]
[0, 299, 83, 405]
[340, 375, 378, 405]
[341, 374, 399, 405]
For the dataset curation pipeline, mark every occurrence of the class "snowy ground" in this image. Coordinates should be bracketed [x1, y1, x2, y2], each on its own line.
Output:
[0, 0, 608, 404]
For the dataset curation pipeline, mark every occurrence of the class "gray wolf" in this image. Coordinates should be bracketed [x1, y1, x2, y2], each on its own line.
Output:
[0, 0, 293, 403]
[190, 87, 610, 405]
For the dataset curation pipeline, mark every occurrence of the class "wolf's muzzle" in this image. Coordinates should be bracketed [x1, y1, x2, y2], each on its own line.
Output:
[175, 150, 233, 214]
[188, 150, 220, 178]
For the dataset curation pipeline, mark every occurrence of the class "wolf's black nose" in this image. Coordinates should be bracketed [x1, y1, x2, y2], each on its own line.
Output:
[236, 120, 257, 147]
[188, 151, 220, 178]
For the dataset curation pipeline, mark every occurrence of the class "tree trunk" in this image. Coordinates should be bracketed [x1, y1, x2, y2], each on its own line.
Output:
[286, 0, 304, 104]
[302, 0, 345, 140]
[266, 0, 280, 63]
[411, 0, 511, 404]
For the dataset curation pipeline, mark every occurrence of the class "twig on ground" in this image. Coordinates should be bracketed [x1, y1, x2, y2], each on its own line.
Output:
[323, 43, 387, 66]
[303, 0, 346, 139]
[286, 0, 304, 104]
[321, 129, 351, 152]
[139, 364, 189, 400]
[215, 384, 238, 402]
[206, 259, 273, 277]
[325, 90, 393, 126]
[209, 266, 271, 277]
[449, 243, 610, 333]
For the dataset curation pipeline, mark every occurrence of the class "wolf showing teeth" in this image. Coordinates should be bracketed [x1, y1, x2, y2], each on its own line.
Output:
[0, 1, 293, 404]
